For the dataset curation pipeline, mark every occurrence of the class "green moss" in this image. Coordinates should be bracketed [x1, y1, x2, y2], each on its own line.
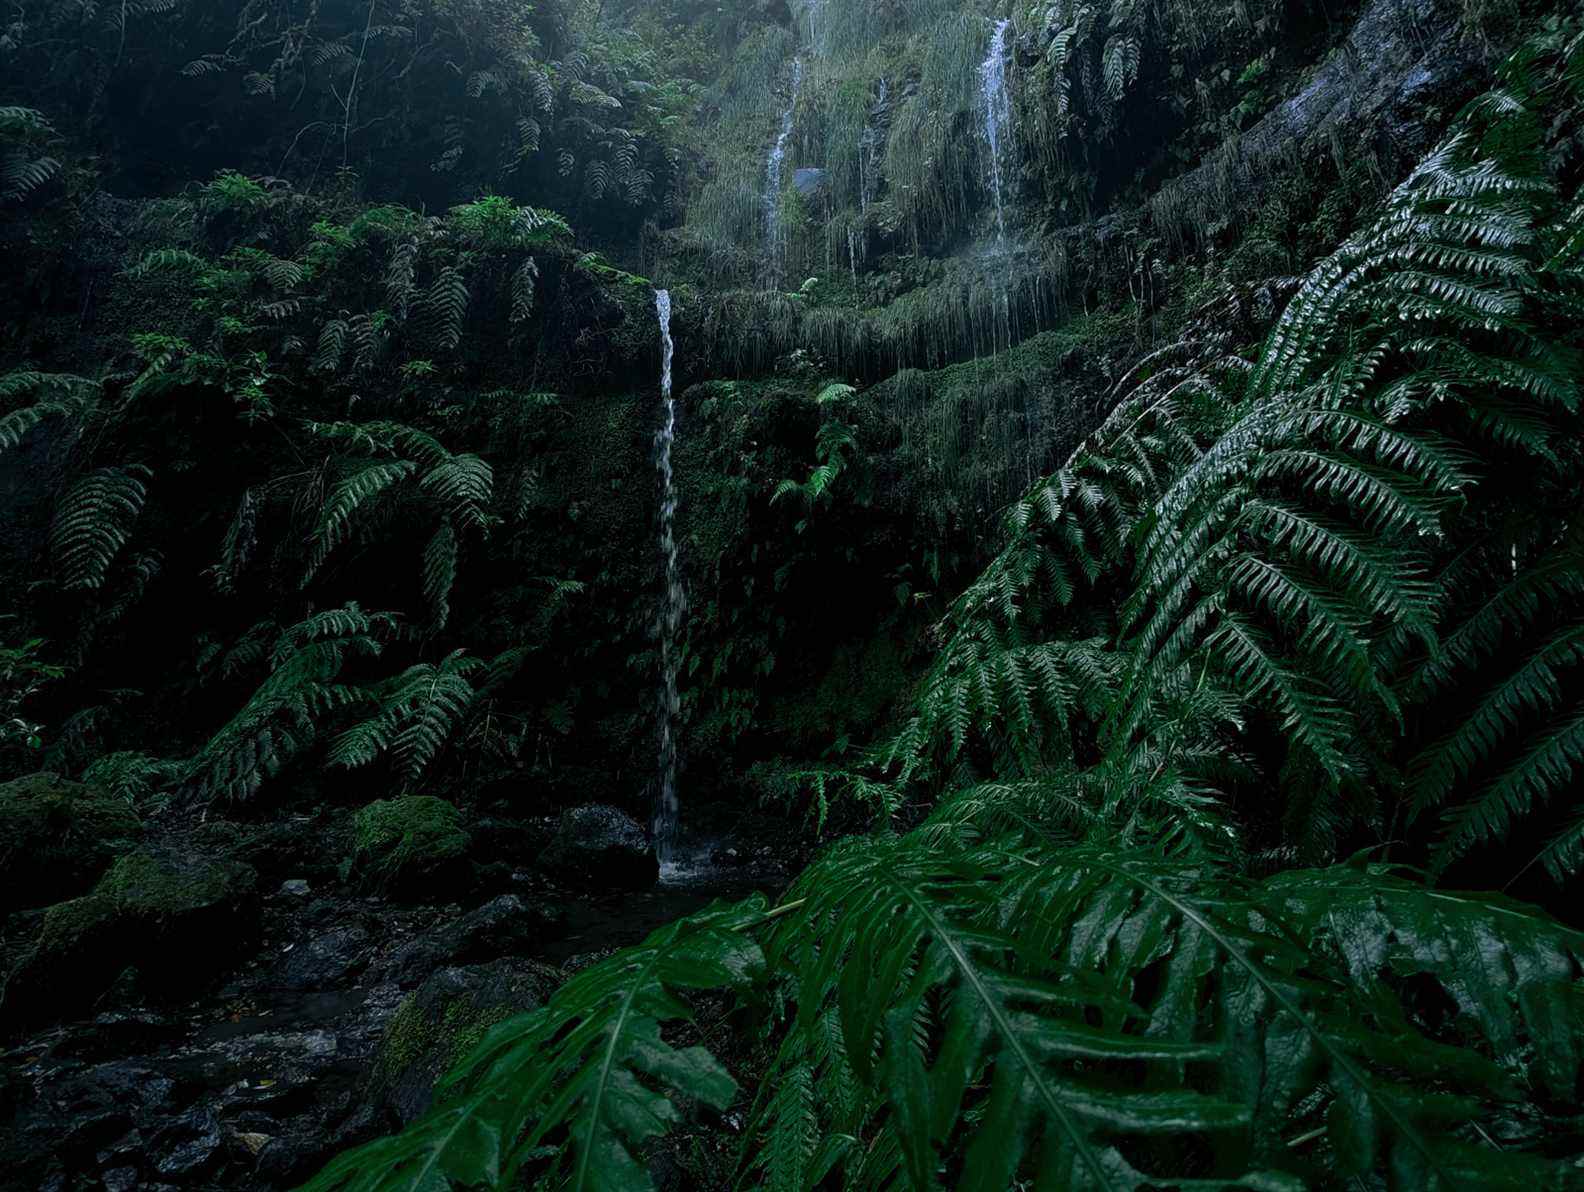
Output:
[10, 847, 258, 1024]
[373, 994, 514, 1089]
[35, 889, 117, 954]
[36, 850, 257, 952]
[97, 850, 245, 912]
[348, 796, 471, 894]
[366, 961, 561, 1122]
[0, 773, 141, 917]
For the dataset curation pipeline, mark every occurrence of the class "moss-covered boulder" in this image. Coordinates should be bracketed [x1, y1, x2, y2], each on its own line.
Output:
[0, 772, 141, 918]
[365, 960, 562, 1126]
[346, 796, 471, 899]
[3, 847, 257, 1028]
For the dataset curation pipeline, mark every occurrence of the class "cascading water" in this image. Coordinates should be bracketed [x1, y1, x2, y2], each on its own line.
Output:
[859, 78, 888, 217]
[979, 18, 1014, 242]
[652, 289, 683, 865]
[764, 58, 804, 279]
[802, 0, 828, 57]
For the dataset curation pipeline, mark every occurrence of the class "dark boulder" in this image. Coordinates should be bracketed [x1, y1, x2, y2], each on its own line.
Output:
[378, 894, 563, 987]
[539, 804, 658, 890]
[273, 925, 374, 991]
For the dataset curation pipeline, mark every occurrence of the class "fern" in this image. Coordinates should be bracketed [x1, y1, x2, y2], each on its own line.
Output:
[773, 383, 861, 516]
[81, 751, 185, 805]
[128, 247, 212, 279]
[49, 466, 151, 591]
[301, 422, 492, 622]
[309, 831, 1583, 1191]
[0, 106, 60, 202]
[1106, 75, 1582, 865]
[386, 239, 419, 321]
[1100, 34, 1139, 102]
[314, 318, 350, 375]
[327, 649, 485, 781]
[424, 266, 470, 353]
[0, 372, 101, 450]
[302, 458, 418, 585]
[510, 257, 539, 324]
[421, 522, 458, 632]
[186, 606, 396, 801]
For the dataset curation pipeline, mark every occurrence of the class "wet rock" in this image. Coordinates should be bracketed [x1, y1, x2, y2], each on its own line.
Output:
[378, 894, 562, 987]
[150, 1107, 223, 1178]
[256, 1133, 325, 1185]
[278, 879, 311, 898]
[275, 926, 373, 991]
[4, 1061, 176, 1173]
[793, 166, 828, 197]
[48, 1009, 179, 1061]
[0, 772, 141, 918]
[364, 959, 561, 1126]
[540, 804, 658, 891]
[3, 847, 258, 1028]
[345, 797, 471, 900]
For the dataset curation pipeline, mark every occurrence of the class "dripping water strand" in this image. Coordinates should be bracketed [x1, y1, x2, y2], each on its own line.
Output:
[980, 18, 1013, 243]
[653, 289, 683, 865]
[765, 57, 804, 281]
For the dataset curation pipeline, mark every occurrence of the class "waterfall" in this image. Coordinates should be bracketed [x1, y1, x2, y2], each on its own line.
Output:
[653, 289, 683, 864]
[979, 18, 1014, 241]
[859, 78, 888, 216]
[803, 0, 827, 56]
[765, 58, 804, 279]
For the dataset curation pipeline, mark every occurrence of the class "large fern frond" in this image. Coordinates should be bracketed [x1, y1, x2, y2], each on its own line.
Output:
[49, 465, 151, 590]
[187, 606, 396, 801]
[302, 900, 768, 1191]
[0, 372, 102, 451]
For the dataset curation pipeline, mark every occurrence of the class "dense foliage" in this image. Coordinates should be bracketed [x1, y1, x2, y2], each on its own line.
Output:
[302, 26, 1584, 1192]
[3, 0, 1583, 1188]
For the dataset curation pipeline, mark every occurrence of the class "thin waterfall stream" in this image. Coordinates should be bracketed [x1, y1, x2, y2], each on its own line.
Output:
[979, 18, 1013, 242]
[765, 57, 804, 280]
[653, 289, 683, 866]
